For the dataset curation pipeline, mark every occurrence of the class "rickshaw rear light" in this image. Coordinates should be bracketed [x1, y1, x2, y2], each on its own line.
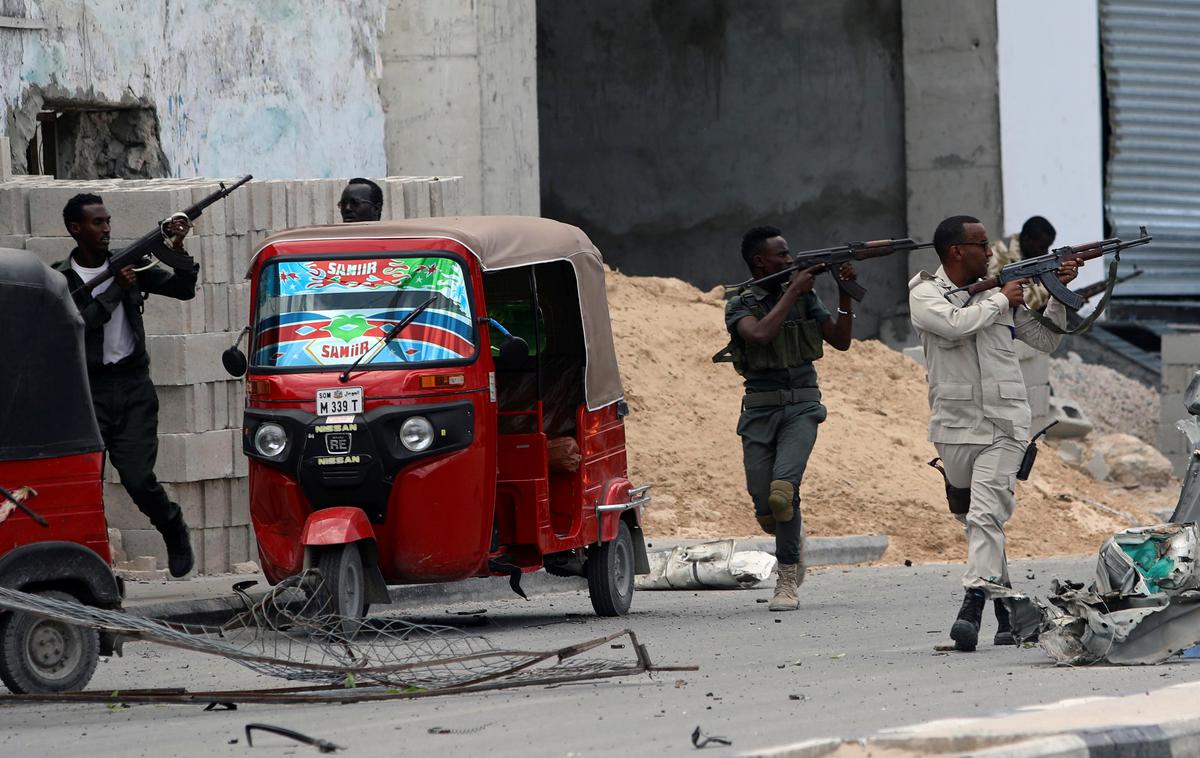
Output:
[399, 416, 435, 452]
[419, 373, 466, 389]
[254, 423, 288, 458]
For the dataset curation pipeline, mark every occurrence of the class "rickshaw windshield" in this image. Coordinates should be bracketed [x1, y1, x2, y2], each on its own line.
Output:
[252, 254, 476, 370]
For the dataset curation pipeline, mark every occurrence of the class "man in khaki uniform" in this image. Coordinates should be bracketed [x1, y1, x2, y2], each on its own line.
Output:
[909, 215, 1079, 652]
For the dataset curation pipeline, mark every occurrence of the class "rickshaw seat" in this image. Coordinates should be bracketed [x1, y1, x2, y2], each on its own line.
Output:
[496, 357, 585, 438]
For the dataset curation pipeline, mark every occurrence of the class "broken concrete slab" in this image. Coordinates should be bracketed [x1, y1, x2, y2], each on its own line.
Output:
[1054, 439, 1085, 468]
[1087, 433, 1174, 487]
[1043, 394, 1092, 438]
[648, 535, 889, 567]
[637, 539, 776, 590]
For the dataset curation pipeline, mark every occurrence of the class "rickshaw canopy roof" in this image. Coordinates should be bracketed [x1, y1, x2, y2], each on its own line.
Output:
[252, 216, 624, 410]
[0, 249, 104, 461]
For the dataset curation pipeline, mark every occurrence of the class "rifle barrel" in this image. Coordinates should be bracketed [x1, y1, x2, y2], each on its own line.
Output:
[956, 230, 1152, 297]
[726, 238, 931, 291]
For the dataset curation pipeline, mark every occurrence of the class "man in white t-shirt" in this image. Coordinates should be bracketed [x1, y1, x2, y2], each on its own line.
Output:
[53, 193, 199, 577]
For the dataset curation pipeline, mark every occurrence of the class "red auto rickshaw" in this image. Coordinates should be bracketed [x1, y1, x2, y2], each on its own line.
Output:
[0, 250, 123, 693]
[226, 217, 650, 618]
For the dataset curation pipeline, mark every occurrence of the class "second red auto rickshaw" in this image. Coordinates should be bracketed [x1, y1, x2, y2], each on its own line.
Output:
[227, 217, 650, 618]
[0, 250, 123, 694]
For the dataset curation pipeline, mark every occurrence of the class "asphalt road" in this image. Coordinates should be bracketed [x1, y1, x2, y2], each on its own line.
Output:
[3, 557, 1198, 757]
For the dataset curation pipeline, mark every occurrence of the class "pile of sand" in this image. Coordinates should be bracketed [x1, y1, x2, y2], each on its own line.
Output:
[606, 270, 1177, 563]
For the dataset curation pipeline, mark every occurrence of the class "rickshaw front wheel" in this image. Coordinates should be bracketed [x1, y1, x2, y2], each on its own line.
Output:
[0, 590, 100, 694]
[586, 520, 635, 617]
[316, 543, 369, 623]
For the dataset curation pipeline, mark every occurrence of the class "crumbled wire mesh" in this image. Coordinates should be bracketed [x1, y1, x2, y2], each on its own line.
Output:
[0, 572, 640, 692]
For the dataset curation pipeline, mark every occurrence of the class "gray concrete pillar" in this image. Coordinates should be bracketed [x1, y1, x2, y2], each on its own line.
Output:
[902, 0, 1003, 277]
[380, 0, 539, 216]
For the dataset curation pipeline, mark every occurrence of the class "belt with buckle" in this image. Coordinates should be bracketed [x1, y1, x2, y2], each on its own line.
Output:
[742, 387, 821, 409]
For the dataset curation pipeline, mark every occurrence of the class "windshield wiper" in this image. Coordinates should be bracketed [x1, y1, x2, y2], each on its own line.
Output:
[338, 294, 438, 383]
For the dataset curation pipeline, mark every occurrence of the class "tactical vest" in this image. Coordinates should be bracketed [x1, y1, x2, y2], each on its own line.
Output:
[713, 288, 824, 375]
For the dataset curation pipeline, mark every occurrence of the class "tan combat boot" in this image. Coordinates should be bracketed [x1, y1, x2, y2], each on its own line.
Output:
[769, 562, 800, 611]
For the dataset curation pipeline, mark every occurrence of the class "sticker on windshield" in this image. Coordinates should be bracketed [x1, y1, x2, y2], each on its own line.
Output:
[254, 256, 475, 368]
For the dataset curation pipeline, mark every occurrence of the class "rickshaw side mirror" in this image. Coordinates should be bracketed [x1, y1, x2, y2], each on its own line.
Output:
[495, 336, 530, 371]
[222, 347, 248, 378]
[222, 326, 251, 377]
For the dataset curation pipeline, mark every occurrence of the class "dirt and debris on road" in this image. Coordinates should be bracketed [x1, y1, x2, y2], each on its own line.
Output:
[607, 270, 1177, 564]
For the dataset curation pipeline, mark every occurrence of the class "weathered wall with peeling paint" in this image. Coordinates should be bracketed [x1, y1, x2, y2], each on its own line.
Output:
[3, 0, 389, 179]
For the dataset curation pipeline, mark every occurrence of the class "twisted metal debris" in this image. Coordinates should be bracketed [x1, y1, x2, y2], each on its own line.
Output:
[0, 571, 692, 704]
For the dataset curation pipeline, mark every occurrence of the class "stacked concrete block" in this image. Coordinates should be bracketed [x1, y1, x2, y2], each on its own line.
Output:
[4, 173, 463, 574]
[1159, 332, 1200, 478]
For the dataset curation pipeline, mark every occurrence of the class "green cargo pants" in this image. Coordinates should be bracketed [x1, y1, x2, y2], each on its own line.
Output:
[90, 365, 183, 534]
[737, 400, 827, 564]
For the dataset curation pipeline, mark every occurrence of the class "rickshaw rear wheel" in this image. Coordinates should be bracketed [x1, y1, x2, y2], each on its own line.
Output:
[587, 520, 635, 617]
[0, 590, 100, 694]
[316, 543, 369, 624]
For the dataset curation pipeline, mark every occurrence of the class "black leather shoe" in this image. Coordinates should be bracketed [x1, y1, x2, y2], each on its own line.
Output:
[163, 521, 195, 578]
[950, 588, 986, 652]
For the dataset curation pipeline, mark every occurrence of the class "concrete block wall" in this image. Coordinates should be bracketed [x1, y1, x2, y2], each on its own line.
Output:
[1, 173, 462, 574]
[1159, 332, 1200, 478]
[1016, 341, 1052, 431]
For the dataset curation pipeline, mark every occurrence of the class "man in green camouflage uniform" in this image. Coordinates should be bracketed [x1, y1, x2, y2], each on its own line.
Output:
[715, 226, 857, 611]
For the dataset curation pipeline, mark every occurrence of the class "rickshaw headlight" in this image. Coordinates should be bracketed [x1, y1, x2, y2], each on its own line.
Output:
[399, 416, 434, 452]
[254, 423, 288, 458]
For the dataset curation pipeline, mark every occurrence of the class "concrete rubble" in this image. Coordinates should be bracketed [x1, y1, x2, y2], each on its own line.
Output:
[1, 172, 462, 574]
[1007, 523, 1200, 665]
[1084, 432, 1175, 488]
[636, 539, 777, 590]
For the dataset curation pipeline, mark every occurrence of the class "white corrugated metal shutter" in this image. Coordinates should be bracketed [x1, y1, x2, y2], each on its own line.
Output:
[1102, 0, 1200, 297]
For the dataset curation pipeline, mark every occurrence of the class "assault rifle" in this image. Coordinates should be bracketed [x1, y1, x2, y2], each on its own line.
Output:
[946, 227, 1152, 310]
[72, 174, 253, 296]
[1071, 267, 1143, 304]
[727, 238, 934, 301]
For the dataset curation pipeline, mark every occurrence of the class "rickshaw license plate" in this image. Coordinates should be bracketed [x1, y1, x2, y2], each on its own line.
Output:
[316, 387, 363, 416]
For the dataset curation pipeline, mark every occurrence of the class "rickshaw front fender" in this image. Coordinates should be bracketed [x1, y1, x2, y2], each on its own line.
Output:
[301, 508, 376, 546]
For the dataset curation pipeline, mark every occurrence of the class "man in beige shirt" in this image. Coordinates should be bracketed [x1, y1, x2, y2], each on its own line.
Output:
[909, 214, 1079, 652]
